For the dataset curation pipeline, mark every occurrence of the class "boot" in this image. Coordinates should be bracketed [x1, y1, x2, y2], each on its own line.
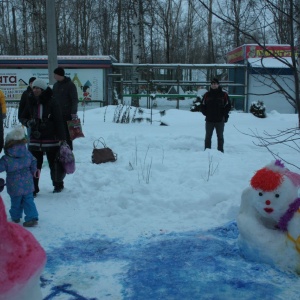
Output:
[53, 182, 64, 193]
[23, 219, 38, 227]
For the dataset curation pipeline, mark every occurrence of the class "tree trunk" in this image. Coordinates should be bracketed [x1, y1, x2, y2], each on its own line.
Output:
[207, 0, 214, 64]
[131, 0, 141, 107]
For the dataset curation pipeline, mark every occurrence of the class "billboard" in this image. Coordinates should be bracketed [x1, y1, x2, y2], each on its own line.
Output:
[227, 45, 245, 63]
[0, 69, 104, 102]
[245, 45, 292, 59]
[227, 44, 294, 63]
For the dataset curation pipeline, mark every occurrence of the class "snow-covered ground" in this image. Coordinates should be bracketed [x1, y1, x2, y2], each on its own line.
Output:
[2, 102, 300, 299]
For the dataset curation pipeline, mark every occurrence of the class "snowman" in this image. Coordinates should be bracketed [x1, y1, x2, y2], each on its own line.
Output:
[237, 160, 300, 273]
[0, 192, 46, 300]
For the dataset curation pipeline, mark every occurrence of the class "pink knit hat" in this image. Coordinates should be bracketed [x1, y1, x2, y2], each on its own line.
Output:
[0, 196, 46, 299]
[273, 159, 300, 186]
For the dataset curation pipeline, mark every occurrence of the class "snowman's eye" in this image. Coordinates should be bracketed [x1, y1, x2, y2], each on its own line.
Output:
[259, 192, 263, 196]
[275, 194, 280, 198]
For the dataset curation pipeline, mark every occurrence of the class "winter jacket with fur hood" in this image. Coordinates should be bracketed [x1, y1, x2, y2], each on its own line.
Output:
[0, 137, 37, 197]
[20, 87, 66, 152]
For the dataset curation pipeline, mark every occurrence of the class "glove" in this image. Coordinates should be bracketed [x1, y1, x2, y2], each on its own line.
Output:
[27, 119, 36, 128]
[71, 114, 78, 120]
[34, 169, 41, 178]
[2, 113, 6, 119]
[59, 140, 67, 146]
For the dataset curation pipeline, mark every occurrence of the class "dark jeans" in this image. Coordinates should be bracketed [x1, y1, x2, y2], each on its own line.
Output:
[31, 149, 64, 192]
[205, 121, 225, 152]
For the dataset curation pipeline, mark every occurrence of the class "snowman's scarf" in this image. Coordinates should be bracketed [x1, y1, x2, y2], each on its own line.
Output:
[277, 198, 300, 232]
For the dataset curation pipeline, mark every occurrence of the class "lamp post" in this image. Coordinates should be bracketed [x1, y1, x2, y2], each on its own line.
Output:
[46, 0, 57, 86]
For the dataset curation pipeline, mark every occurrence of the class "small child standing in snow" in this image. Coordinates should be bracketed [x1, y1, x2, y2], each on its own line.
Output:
[0, 126, 39, 227]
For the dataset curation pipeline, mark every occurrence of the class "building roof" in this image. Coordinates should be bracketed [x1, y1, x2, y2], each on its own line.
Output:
[0, 55, 116, 68]
[248, 57, 293, 68]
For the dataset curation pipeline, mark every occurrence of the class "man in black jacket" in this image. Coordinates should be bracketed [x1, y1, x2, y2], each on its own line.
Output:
[52, 67, 78, 150]
[18, 77, 36, 140]
[20, 78, 66, 194]
[18, 77, 36, 122]
[200, 78, 231, 153]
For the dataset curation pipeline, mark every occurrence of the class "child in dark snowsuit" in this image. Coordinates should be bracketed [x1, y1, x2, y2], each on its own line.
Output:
[0, 126, 40, 227]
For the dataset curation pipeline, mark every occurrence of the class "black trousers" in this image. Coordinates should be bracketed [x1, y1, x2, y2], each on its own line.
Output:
[31, 149, 64, 192]
[64, 120, 73, 150]
[204, 121, 225, 152]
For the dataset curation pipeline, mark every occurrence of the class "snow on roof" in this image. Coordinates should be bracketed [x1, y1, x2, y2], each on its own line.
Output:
[0, 55, 112, 60]
[248, 57, 293, 68]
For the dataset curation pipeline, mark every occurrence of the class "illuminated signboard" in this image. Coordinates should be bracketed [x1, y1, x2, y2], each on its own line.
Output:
[227, 44, 293, 63]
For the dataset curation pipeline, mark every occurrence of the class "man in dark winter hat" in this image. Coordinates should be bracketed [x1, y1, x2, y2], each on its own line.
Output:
[20, 78, 66, 194]
[54, 67, 65, 77]
[53, 67, 78, 150]
[200, 78, 231, 153]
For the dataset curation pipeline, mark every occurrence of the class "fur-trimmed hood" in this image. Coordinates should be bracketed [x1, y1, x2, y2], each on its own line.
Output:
[4, 126, 27, 150]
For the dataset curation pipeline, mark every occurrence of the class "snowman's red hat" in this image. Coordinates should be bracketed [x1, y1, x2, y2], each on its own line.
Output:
[250, 160, 300, 192]
[250, 165, 284, 192]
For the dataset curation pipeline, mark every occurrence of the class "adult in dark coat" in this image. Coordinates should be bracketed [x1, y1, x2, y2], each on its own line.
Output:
[52, 67, 78, 150]
[18, 77, 36, 122]
[18, 77, 36, 140]
[200, 78, 231, 153]
[20, 78, 66, 195]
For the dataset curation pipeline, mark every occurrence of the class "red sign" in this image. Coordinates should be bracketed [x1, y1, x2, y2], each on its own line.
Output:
[227, 44, 293, 63]
[227, 45, 245, 63]
[245, 45, 292, 59]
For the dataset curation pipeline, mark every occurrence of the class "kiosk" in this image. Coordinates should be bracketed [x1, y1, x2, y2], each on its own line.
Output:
[227, 44, 295, 113]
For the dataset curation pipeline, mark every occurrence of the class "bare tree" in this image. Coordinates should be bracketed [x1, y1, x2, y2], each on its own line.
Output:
[131, 0, 142, 106]
[207, 0, 214, 63]
[238, 126, 300, 171]
[184, 0, 193, 63]
[267, 0, 292, 44]
[154, 0, 183, 63]
[117, 0, 122, 61]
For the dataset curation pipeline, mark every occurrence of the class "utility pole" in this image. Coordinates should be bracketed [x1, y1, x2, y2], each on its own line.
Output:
[46, 0, 57, 86]
[12, 6, 18, 54]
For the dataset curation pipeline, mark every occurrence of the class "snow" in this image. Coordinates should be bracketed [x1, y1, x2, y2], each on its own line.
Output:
[1, 104, 300, 299]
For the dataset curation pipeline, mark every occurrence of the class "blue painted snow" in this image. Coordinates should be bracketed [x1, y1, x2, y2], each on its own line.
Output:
[42, 221, 299, 299]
